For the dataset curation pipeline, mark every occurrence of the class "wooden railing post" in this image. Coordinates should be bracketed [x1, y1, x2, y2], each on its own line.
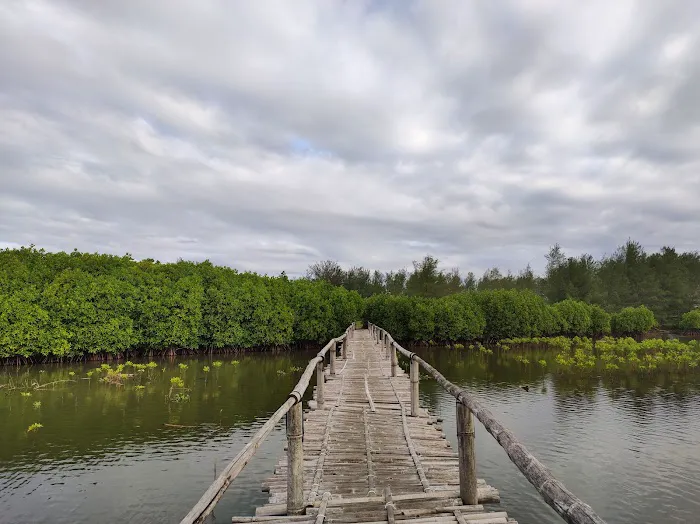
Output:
[286, 401, 304, 515]
[330, 342, 336, 376]
[456, 401, 478, 505]
[410, 357, 419, 415]
[391, 342, 398, 377]
[316, 360, 325, 409]
[342, 336, 347, 359]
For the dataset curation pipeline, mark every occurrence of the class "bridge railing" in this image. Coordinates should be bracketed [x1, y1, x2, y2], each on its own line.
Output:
[180, 323, 356, 524]
[368, 323, 607, 524]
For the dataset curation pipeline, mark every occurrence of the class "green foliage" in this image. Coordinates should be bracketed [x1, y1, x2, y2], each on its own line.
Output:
[552, 299, 592, 336]
[0, 247, 361, 360]
[41, 270, 139, 355]
[596, 337, 700, 373]
[308, 241, 700, 328]
[476, 290, 551, 339]
[0, 287, 69, 358]
[589, 305, 612, 336]
[368, 292, 653, 343]
[679, 309, 700, 330]
[27, 423, 43, 433]
[407, 298, 436, 342]
[504, 335, 700, 376]
[611, 306, 657, 335]
[138, 274, 203, 350]
[0, 245, 669, 360]
[436, 293, 485, 341]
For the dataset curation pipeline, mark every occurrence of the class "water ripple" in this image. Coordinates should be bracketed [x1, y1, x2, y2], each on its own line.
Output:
[2, 350, 700, 524]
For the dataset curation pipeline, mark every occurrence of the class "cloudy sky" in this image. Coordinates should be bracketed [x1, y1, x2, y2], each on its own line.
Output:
[2, 1, 700, 276]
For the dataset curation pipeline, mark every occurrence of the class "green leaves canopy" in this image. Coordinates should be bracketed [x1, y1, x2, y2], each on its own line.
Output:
[0, 248, 363, 359]
[0, 247, 665, 360]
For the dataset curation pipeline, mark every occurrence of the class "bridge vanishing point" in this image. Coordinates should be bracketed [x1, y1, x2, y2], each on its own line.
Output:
[180, 325, 606, 524]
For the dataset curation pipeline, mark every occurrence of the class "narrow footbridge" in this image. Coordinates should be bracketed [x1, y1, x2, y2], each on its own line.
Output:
[181, 325, 606, 524]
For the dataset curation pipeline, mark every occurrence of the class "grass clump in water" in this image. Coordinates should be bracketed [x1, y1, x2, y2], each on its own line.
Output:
[27, 423, 43, 433]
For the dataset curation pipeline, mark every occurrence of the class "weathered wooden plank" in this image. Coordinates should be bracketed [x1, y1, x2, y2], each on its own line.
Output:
[385, 486, 396, 524]
[251, 328, 514, 524]
[372, 323, 606, 524]
[231, 516, 314, 523]
[314, 492, 332, 524]
[364, 375, 376, 412]
[180, 331, 348, 524]
[363, 407, 376, 495]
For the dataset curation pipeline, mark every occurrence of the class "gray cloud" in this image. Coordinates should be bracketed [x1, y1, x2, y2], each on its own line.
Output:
[2, 0, 700, 277]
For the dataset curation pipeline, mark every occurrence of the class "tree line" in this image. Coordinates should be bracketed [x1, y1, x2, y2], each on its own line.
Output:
[364, 292, 657, 343]
[0, 247, 363, 360]
[307, 240, 700, 328]
[2, 243, 699, 361]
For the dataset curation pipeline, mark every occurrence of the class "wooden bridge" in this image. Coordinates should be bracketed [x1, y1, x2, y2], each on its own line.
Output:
[180, 325, 606, 524]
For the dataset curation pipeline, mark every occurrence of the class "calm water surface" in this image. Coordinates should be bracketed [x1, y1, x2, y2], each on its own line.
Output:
[1, 348, 699, 524]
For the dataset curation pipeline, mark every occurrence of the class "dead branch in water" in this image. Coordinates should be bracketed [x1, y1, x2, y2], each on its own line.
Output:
[33, 379, 76, 389]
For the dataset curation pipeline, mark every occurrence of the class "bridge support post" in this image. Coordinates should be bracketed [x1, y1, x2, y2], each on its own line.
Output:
[286, 401, 304, 515]
[330, 343, 336, 376]
[391, 342, 398, 378]
[410, 357, 419, 414]
[385, 335, 390, 360]
[456, 401, 478, 506]
[341, 336, 347, 359]
[316, 360, 325, 409]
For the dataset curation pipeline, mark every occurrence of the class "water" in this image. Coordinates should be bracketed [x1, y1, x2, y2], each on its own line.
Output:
[412, 347, 700, 524]
[0, 352, 316, 524]
[2, 348, 699, 524]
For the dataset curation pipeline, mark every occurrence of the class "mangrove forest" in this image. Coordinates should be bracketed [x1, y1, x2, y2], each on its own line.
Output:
[1, 243, 700, 362]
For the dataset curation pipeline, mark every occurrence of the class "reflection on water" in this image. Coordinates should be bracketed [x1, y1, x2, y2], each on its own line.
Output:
[0, 352, 317, 524]
[2, 347, 699, 524]
[412, 347, 700, 524]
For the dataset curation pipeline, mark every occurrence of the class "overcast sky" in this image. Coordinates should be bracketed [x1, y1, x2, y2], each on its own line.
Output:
[2, 1, 699, 276]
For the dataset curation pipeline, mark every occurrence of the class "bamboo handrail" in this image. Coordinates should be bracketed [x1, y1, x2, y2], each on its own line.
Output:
[180, 325, 354, 524]
[368, 323, 607, 524]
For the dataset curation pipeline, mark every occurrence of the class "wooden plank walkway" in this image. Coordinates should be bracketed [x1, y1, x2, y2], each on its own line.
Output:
[236, 329, 516, 524]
